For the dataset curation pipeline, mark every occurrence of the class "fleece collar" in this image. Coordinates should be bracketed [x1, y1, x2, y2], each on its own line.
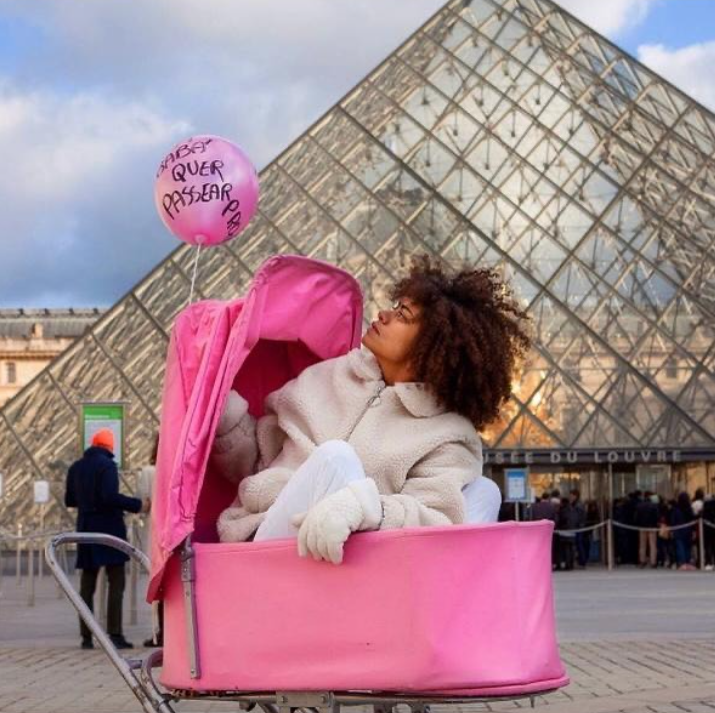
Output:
[346, 348, 446, 418]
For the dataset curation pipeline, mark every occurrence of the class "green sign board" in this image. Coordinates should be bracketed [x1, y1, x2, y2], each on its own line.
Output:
[80, 403, 126, 469]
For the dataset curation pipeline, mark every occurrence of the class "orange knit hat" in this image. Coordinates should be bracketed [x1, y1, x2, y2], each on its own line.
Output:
[91, 428, 115, 453]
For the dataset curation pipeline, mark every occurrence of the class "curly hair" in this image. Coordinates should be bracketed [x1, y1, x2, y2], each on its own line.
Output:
[390, 256, 532, 431]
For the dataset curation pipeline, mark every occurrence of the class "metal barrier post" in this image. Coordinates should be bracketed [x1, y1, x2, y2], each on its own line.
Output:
[129, 520, 138, 625]
[15, 524, 22, 585]
[607, 519, 614, 571]
[699, 518, 705, 571]
[27, 541, 35, 607]
[39, 505, 45, 581]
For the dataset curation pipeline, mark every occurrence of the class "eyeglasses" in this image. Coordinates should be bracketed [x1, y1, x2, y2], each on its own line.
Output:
[391, 301, 418, 324]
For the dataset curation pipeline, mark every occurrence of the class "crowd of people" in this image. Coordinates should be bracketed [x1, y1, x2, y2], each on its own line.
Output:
[500, 487, 715, 572]
[612, 488, 715, 571]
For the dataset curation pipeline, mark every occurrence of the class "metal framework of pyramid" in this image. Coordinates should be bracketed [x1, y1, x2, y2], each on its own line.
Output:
[2, 0, 715, 529]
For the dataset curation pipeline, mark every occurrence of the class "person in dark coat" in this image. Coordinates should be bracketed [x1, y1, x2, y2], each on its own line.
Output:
[585, 500, 602, 565]
[569, 489, 588, 567]
[65, 428, 148, 649]
[528, 493, 558, 568]
[621, 491, 641, 565]
[634, 492, 659, 567]
[531, 494, 558, 523]
[556, 497, 578, 570]
[670, 492, 695, 570]
[702, 496, 715, 570]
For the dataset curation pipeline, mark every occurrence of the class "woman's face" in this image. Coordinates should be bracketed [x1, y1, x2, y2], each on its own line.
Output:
[362, 297, 422, 382]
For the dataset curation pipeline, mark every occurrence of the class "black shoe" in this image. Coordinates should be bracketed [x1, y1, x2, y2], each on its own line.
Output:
[81, 638, 94, 650]
[110, 635, 134, 650]
[143, 635, 163, 648]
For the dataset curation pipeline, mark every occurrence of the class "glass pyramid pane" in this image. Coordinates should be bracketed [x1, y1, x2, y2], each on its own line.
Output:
[3, 0, 715, 528]
[494, 409, 564, 449]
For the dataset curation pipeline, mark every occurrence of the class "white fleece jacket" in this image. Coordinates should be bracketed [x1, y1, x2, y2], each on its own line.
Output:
[213, 348, 483, 542]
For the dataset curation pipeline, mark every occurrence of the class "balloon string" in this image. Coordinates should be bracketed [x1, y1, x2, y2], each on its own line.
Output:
[189, 244, 202, 304]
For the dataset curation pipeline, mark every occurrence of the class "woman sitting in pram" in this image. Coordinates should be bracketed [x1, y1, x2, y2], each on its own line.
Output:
[213, 256, 531, 564]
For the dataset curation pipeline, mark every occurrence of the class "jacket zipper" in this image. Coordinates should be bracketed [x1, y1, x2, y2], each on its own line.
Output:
[346, 381, 385, 443]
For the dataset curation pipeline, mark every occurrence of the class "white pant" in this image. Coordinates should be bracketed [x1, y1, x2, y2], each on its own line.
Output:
[254, 440, 502, 542]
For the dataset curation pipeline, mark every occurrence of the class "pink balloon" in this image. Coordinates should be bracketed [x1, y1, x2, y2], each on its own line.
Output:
[154, 135, 259, 247]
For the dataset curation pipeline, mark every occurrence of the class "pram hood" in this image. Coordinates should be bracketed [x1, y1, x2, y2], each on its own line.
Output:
[148, 255, 364, 600]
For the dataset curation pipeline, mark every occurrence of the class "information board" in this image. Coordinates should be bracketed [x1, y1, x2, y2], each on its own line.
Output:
[80, 403, 126, 469]
[505, 467, 530, 503]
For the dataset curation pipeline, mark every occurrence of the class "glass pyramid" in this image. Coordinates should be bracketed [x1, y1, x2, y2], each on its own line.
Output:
[2, 0, 714, 528]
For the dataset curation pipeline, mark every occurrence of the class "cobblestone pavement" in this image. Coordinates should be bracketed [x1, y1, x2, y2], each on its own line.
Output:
[1, 567, 714, 713]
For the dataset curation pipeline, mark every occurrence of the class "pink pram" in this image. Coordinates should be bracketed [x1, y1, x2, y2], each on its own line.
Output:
[48, 256, 568, 713]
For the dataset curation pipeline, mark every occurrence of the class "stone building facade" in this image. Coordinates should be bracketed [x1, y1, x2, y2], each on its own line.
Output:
[0, 309, 103, 407]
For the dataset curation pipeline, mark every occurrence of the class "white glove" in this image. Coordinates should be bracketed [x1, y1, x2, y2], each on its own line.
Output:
[292, 479, 382, 564]
[217, 504, 266, 543]
[217, 390, 248, 436]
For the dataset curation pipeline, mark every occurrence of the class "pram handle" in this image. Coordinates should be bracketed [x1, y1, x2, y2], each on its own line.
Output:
[46, 532, 175, 713]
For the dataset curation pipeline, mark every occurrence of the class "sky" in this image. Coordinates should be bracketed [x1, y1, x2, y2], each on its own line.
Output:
[0, 0, 714, 308]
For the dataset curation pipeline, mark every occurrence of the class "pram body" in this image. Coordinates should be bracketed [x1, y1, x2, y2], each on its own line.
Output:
[49, 255, 568, 712]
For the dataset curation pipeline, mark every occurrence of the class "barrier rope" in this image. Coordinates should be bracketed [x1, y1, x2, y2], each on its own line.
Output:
[554, 521, 608, 535]
[611, 520, 698, 533]
[5, 519, 713, 542]
[552, 519, 713, 536]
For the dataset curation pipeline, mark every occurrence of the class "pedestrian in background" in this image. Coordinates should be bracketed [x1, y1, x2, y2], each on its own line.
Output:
[583, 500, 601, 566]
[622, 491, 641, 565]
[138, 434, 163, 647]
[65, 429, 150, 650]
[556, 496, 577, 571]
[657, 496, 675, 568]
[613, 497, 627, 565]
[692, 488, 705, 517]
[702, 494, 715, 571]
[671, 492, 695, 571]
[635, 491, 659, 568]
[550, 490, 563, 569]
[692, 488, 705, 566]
[530, 493, 558, 568]
[531, 493, 558, 523]
[569, 489, 587, 567]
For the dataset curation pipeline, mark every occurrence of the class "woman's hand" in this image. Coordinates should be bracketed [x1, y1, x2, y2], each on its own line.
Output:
[292, 479, 382, 565]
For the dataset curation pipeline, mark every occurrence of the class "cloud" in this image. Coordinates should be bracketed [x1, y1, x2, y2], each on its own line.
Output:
[1, 1, 446, 130]
[0, 83, 191, 200]
[1, 0, 707, 309]
[0, 0, 444, 307]
[0, 80, 189, 306]
[637, 41, 715, 111]
[556, 0, 658, 36]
